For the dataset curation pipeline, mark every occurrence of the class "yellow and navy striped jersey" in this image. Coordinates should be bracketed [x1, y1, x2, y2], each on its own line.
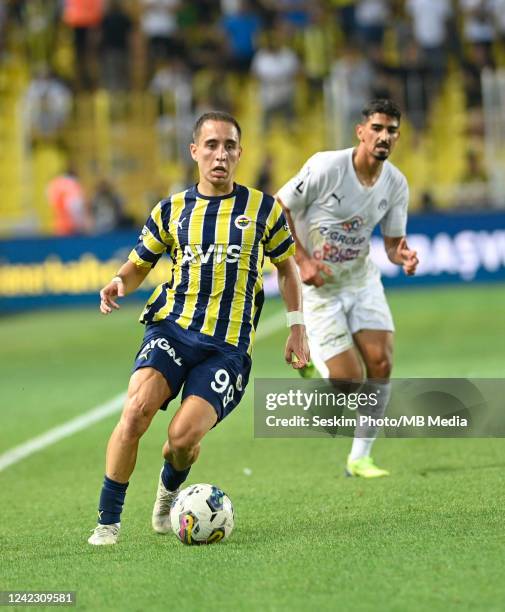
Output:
[129, 183, 295, 355]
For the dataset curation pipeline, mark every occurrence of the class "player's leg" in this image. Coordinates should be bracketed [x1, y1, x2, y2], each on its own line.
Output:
[152, 396, 217, 533]
[345, 277, 395, 477]
[345, 330, 393, 477]
[89, 367, 172, 545]
[89, 321, 190, 545]
[106, 367, 172, 481]
[300, 286, 362, 381]
[152, 346, 251, 534]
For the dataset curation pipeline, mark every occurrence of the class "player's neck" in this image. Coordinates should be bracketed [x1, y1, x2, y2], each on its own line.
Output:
[197, 179, 235, 198]
[352, 148, 383, 187]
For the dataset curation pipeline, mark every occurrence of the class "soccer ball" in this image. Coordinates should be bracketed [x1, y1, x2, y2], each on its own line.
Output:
[170, 483, 234, 545]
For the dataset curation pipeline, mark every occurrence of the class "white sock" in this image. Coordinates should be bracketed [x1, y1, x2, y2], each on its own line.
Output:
[349, 381, 391, 461]
[349, 437, 374, 461]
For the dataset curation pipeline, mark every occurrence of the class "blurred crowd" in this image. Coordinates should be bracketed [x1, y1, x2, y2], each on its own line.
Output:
[1, 0, 504, 233]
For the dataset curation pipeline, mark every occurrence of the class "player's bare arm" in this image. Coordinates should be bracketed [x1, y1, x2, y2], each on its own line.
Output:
[99, 260, 151, 314]
[277, 197, 332, 287]
[274, 256, 310, 369]
[384, 236, 419, 276]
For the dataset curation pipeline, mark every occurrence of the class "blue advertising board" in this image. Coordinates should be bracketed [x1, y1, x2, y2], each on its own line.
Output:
[370, 211, 505, 287]
[1, 211, 504, 312]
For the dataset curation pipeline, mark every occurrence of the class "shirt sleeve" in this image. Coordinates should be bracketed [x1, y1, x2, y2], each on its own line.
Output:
[380, 178, 409, 237]
[276, 153, 319, 215]
[263, 197, 296, 264]
[128, 200, 174, 268]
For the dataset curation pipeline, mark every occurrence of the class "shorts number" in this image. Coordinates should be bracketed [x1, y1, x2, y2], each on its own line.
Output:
[210, 369, 230, 394]
[211, 369, 242, 408]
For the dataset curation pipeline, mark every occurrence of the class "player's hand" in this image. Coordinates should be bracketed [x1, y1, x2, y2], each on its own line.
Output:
[99, 277, 125, 314]
[284, 325, 310, 369]
[299, 257, 332, 287]
[396, 238, 419, 276]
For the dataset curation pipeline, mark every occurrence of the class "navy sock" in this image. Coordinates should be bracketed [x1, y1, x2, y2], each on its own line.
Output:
[161, 460, 190, 491]
[97, 476, 129, 525]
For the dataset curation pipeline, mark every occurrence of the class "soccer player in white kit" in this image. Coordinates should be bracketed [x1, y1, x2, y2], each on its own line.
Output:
[276, 99, 419, 478]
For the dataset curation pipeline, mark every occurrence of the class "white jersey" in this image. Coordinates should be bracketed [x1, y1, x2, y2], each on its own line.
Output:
[277, 148, 409, 289]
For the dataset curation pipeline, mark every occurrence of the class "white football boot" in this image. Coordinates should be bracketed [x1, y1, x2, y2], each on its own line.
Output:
[88, 523, 120, 545]
[152, 469, 179, 534]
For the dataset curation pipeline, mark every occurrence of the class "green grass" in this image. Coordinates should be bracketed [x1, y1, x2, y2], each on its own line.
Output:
[1, 284, 504, 611]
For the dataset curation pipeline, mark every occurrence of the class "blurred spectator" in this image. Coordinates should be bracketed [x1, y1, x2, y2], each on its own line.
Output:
[91, 179, 135, 233]
[23, 67, 72, 147]
[406, 0, 452, 99]
[99, 0, 133, 92]
[332, 0, 357, 43]
[330, 43, 375, 141]
[62, 0, 104, 91]
[355, 0, 390, 53]
[47, 167, 91, 235]
[461, 43, 489, 135]
[457, 148, 490, 206]
[187, 24, 225, 72]
[141, 0, 181, 79]
[276, 0, 310, 30]
[149, 57, 192, 117]
[302, 3, 336, 103]
[387, 41, 430, 134]
[251, 30, 300, 132]
[492, 0, 505, 43]
[221, 0, 242, 14]
[193, 60, 234, 115]
[149, 57, 193, 162]
[459, 0, 496, 67]
[220, 0, 261, 74]
[22, 0, 59, 65]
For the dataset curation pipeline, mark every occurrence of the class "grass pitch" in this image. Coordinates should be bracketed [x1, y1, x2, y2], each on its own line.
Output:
[1, 284, 504, 611]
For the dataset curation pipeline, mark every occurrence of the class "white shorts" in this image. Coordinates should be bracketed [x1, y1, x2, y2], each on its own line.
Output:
[303, 277, 394, 364]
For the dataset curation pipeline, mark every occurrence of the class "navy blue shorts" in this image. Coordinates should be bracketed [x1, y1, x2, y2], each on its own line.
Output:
[132, 320, 252, 423]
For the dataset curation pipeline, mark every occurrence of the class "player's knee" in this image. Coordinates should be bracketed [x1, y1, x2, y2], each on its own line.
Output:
[120, 396, 155, 442]
[168, 423, 200, 457]
[327, 363, 363, 382]
[367, 355, 392, 379]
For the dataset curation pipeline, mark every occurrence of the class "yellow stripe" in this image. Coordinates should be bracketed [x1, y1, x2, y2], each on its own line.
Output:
[270, 241, 295, 264]
[176, 198, 206, 329]
[225, 189, 263, 346]
[128, 249, 152, 269]
[153, 191, 186, 321]
[151, 202, 173, 245]
[139, 283, 163, 322]
[143, 230, 167, 255]
[201, 194, 236, 335]
[247, 272, 264, 353]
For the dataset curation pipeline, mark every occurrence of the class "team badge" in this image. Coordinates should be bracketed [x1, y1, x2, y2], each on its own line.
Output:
[235, 215, 251, 230]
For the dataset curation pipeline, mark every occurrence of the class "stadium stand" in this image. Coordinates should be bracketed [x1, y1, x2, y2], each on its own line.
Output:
[0, 0, 504, 236]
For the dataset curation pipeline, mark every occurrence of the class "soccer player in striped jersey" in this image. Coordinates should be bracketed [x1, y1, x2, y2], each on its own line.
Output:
[88, 111, 309, 545]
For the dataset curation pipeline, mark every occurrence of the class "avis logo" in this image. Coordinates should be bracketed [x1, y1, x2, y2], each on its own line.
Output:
[340, 216, 363, 233]
[138, 338, 183, 366]
[181, 244, 241, 265]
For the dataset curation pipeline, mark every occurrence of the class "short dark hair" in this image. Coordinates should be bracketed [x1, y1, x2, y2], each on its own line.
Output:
[361, 99, 401, 123]
[192, 111, 242, 142]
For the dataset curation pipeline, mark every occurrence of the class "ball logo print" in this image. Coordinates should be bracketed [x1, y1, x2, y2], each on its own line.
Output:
[171, 484, 234, 545]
